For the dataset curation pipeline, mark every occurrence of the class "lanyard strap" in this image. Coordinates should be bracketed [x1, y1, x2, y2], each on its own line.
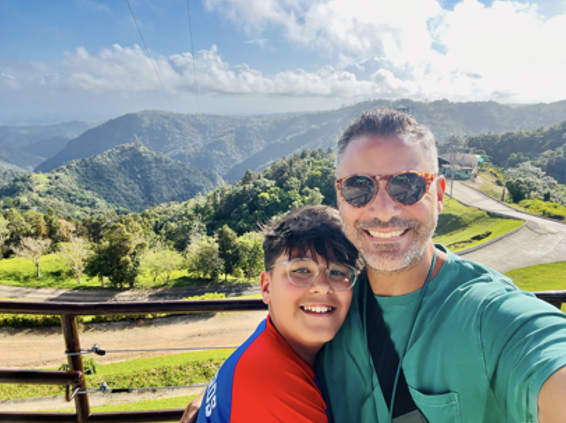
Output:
[365, 249, 437, 422]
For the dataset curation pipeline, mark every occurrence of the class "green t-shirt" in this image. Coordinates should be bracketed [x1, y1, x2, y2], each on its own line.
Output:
[317, 247, 566, 423]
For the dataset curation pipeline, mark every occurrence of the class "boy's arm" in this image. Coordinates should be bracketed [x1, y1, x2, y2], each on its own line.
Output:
[538, 366, 566, 423]
[180, 390, 204, 423]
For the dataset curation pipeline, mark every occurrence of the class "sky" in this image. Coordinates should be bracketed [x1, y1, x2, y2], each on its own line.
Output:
[1, 0, 566, 125]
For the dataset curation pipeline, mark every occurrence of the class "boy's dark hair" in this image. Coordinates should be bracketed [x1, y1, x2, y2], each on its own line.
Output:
[262, 205, 361, 270]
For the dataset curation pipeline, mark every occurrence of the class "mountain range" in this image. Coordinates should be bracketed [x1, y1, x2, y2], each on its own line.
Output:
[1, 98, 566, 215]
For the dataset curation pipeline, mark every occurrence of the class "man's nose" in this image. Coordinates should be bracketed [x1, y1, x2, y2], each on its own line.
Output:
[366, 181, 401, 221]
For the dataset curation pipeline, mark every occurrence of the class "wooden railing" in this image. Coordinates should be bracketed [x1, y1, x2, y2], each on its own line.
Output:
[0, 299, 266, 423]
[1, 292, 565, 422]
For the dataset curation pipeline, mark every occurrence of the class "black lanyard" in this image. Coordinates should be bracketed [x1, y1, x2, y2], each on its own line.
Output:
[364, 277, 418, 418]
[363, 250, 436, 422]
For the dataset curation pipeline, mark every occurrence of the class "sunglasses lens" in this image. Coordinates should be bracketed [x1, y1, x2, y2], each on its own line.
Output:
[341, 175, 376, 207]
[388, 172, 427, 205]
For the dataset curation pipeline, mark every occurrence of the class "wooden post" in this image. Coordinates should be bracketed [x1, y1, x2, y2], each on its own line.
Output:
[61, 314, 89, 423]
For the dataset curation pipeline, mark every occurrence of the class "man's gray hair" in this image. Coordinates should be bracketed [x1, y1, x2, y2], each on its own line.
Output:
[336, 108, 438, 173]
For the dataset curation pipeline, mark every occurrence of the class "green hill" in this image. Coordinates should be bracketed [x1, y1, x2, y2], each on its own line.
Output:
[0, 144, 219, 216]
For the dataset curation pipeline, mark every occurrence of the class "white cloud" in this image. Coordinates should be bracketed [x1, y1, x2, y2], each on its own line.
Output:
[3, 0, 566, 123]
[202, 0, 566, 103]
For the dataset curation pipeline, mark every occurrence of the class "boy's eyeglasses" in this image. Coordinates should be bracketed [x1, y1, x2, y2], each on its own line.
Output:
[336, 170, 436, 207]
[270, 258, 359, 291]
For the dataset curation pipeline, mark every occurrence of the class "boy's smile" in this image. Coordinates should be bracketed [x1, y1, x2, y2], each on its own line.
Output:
[261, 252, 353, 365]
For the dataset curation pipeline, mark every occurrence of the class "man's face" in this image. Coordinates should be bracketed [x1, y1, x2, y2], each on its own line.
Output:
[260, 252, 353, 360]
[336, 134, 445, 272]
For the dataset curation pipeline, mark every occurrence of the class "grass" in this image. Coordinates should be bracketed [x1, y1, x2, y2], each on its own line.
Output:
[0, 349, 233, 401]
[0, 254, 256, 291]
[470, 165, 508, 201]
[434, 197, 524, 251]
[506, 261, 566, 292]
[505, 261, 566, 312]
[39, 394, 197, 419]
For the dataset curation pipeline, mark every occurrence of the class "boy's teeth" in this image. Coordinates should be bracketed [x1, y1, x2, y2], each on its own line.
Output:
[367, 229, 404, 238]
[302, 305, 333, 313]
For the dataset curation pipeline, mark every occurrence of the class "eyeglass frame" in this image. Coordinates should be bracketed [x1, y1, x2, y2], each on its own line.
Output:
[268, 257, 360, 291]
[335, 170, 437, 207]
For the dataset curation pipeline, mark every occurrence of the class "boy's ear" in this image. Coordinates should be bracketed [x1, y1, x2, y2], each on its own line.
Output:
[260, 271, 271, 305]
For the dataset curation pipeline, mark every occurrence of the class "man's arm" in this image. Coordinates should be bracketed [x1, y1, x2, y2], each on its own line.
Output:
[179, 390, 204, 423]
[538, 366, 566, 423]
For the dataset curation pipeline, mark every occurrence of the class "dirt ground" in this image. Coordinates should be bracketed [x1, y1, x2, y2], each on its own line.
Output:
[1, 309, 267, 411]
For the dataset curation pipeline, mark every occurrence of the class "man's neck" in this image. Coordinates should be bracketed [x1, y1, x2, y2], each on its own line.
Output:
[367, 244, 446, 297]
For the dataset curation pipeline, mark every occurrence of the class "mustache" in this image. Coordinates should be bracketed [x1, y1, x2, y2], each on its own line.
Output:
[357, 217, 419, 230]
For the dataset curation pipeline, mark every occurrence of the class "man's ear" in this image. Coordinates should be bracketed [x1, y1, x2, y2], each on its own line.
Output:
[260, 271, 271, 305]
[436, 175, 446, 213]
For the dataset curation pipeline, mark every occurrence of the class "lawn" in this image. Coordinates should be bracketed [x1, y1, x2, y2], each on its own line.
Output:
[506, 261, 566, 292]
[434, 197, 524, 251]
[505, 261, 566, 312]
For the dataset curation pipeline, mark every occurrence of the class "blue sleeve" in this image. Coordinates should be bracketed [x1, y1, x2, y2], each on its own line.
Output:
[196, 319, 268, 422]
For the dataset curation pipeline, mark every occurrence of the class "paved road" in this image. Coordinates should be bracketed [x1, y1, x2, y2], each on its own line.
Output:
[0, 283, 261, 303]
[450, 181, 566, 273]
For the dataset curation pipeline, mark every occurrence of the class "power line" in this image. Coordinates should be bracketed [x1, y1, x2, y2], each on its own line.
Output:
[185, 0, 201, 113]
[65, 343, 237, 356]
[125, 0, 166, 93]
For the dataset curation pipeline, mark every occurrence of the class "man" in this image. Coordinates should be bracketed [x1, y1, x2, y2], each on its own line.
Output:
[317, 108, 566, 422]
[182, 108, 566, 423]
[192, 205, 362, 422]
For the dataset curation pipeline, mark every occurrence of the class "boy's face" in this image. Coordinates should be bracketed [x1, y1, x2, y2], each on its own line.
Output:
[260, 251, 353, 362]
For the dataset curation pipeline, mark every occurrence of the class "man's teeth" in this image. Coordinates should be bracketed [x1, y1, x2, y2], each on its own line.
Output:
[302, 305, 334, 313]
[367, 229, 405, 238]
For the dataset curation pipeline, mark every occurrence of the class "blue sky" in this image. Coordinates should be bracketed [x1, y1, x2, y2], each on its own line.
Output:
[1, 0, 566, 124]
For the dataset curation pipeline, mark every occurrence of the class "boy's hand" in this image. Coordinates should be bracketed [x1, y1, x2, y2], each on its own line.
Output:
[180, 390, 205, 423]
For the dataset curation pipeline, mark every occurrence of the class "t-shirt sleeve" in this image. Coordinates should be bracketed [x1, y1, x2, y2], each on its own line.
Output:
[480, 288, 566, 422]
[230, 345, 328, 422]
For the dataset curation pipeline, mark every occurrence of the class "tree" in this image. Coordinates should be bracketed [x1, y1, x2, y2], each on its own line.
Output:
[0, 216, 8, 258]
[185, 235, 224, 281]
[58, 237, 91, 284]
[14, 237, 51, 278]
[235, 232, 264, 280]
[216, 225, 239, 280]
[505, 162, 557, 203]
[85, 223, 146, 288]
[140, 247, 183, 283]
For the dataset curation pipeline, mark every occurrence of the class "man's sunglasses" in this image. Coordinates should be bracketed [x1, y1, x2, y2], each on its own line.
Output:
[336, 170, 436, 207]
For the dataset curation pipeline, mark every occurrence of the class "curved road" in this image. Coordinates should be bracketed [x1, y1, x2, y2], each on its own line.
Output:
[451, 181, 566, 273]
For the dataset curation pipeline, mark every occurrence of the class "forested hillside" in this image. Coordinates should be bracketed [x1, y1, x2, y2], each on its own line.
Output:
[0, 144, 219, 216]
[34, 99, 566, 182]
[467, 120, 566, 184]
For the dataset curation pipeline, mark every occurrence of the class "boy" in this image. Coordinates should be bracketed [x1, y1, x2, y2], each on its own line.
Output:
[195, 205, 362, 422]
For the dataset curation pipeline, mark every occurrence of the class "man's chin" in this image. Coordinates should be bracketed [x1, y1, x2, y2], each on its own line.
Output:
[363, 245, 425, 272]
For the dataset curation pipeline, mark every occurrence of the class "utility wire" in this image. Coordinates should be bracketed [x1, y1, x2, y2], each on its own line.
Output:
[79, 381, 208, 395]
[65, 343, 236, 356]
[185, 0, 201, 113]
[125, 0, 167, 93]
